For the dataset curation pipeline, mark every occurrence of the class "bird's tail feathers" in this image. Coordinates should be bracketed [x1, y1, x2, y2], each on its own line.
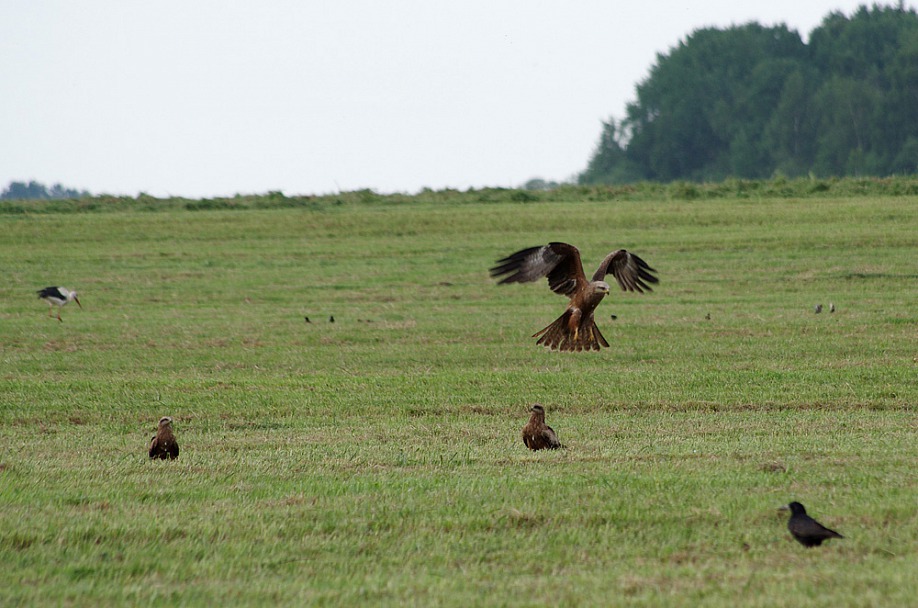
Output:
[532, 312, 609, 352]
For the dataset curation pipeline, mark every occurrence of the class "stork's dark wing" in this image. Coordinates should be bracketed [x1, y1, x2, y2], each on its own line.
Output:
[490, 242, 588, 296]
[592, 250, 658, 293]
[37, 286, 65, 299]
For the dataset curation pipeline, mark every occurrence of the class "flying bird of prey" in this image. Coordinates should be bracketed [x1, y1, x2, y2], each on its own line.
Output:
[521, 404, 562, 450]
[149, 416, 179, 460]
[36, 286, 82, 322]
[490, 242, 658, 351]
[780, 501, 844, 547]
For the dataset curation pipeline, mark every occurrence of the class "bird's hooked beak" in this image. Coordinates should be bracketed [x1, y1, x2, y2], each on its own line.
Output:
[596, 281, 611, 295]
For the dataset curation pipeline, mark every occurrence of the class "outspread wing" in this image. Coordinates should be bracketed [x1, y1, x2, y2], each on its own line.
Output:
[592, 250, 659, 293]
[490, 242, 588, 296]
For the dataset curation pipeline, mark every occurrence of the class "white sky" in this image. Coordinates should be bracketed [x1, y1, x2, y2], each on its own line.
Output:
[1, 1, 877, 198]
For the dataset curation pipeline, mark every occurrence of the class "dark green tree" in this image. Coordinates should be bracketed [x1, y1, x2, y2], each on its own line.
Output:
[762, 67, 820, 176]
[1, 180, 89, 200]
[580, 4, 918, 184]
[809, 4, 918, 175]
[811, 77, 882, 175]
[618, 23, 808, 182]
[579, 120, 645, 184]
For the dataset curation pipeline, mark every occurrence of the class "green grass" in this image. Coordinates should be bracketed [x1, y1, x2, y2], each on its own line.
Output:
[1, 192, 916, 606]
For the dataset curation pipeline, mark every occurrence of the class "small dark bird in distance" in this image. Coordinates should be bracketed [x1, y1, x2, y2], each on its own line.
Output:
[779, 501, 844, 547]
[521, 404, 562, 450]
[149, 416, 179, 460]
[305, 316, 311, 323]
[329, 315, 335, 323]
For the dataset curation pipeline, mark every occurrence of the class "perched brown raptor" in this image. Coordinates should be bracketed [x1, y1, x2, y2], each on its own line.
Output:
[149, 416, 179, 460]
[521, 404, 562, 450]
[490, 242, 658, 351]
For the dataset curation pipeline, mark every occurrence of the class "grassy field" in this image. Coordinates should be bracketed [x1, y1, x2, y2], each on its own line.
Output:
[1, 191, 916, 606]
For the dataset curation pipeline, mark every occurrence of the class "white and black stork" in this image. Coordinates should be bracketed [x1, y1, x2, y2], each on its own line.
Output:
[37, 286, 82, 322]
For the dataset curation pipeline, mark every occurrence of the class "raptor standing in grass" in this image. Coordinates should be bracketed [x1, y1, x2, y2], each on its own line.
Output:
[490, 242, 658, 351]
[780, 501, 844, 547]
[521, 404, 562, 450]
[36, 286, 81, 322]
[149, 416, 180, 460]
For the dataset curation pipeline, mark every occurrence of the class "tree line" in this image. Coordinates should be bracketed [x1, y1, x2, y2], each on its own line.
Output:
[1, 180, 90, 200]
[580, 4, 918, 184]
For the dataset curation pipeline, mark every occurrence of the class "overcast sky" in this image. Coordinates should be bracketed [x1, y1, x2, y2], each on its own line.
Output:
[1, 1, 878, 198]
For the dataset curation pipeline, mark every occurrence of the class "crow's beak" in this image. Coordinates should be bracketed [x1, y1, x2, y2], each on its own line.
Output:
[777, 504, 790, 512]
